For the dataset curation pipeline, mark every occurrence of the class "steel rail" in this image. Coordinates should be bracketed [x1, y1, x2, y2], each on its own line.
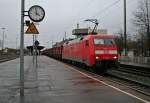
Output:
[0, 55, 19, 63]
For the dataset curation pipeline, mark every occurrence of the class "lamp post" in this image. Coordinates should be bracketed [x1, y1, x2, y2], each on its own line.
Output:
[20, 0, 25, 97]
[124, 0, 127, 56]
[1, 28, 6, 54]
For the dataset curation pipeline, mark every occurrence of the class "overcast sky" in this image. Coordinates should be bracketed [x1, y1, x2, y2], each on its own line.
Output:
[0, 0, 140, 49]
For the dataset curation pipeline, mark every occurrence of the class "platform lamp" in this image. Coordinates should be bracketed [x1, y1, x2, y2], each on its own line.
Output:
[1, 27, 6, 54]
[25, 20, 30, 26]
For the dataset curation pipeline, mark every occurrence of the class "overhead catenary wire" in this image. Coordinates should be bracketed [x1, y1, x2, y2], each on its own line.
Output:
[63, 0, 122, 39]
[79, 0, 122, 33]
[91, 0, 121, 19]
[102, 0, 137, 31]
[63, 0, 96, 31]
[98, 0, 136, 18]
[80, 0, 135, 25]
[78, 0, 122, 29]
[70, 0, 120, 28]
[65, 0, 137, 38]
[127, 0, 137, 5]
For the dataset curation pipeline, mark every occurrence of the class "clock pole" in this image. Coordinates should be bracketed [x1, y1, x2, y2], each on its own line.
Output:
[20, 3, 45, 97]
[20, 0, 25, 97]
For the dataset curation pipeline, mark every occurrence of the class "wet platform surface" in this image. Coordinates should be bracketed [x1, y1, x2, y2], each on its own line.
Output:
[0, 56, 149, 103]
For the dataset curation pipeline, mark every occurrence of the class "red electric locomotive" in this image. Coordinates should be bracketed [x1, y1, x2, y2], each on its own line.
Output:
[62, 34, 119, 72]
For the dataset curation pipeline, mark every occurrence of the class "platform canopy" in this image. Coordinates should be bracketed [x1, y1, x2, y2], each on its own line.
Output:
[26, 45, 45, 51]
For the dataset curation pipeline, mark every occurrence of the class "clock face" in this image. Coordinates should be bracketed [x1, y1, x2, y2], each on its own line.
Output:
[28, 5, 45, 22]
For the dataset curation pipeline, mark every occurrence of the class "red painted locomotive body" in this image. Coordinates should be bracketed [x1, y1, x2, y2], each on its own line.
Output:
[62, 34, 118, 69]
[43, 34, 119, 71]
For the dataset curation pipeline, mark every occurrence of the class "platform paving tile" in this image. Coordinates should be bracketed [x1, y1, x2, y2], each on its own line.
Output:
[0, 56, 148, 103]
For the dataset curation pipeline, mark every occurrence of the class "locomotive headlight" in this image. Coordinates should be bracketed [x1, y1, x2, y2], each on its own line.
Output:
[96, 56, 99, 59]
[113, 56, 117, 59]
[95, 50, 104, 54]
[109, 50, 117, 54]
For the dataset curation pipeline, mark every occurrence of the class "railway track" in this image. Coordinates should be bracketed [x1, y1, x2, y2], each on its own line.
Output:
[0, 55, 19, 63]
[106, 65, 150, 96]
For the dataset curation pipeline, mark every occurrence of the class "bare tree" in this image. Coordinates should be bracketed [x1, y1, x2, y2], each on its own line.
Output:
[133, 0, 150, 56]
[115, 29, 124, 55]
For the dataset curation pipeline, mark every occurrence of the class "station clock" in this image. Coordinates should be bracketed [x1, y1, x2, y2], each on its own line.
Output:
[28, 5, 45, 22]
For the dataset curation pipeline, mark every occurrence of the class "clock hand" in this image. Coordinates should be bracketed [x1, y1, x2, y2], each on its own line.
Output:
[35, 8, 38, 15]
[35, 8, 40, 16]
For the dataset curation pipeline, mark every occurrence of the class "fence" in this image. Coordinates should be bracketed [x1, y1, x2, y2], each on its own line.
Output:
[119, 56, 150, 65]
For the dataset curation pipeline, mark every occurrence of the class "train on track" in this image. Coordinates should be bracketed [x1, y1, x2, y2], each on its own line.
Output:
[42, 32, 119, 72]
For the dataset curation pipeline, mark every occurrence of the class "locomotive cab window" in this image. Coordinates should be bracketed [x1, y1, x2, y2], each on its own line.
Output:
[105, 39, 115, 46]
[94, 39, 104, 45]
[94, 38, 115, 46]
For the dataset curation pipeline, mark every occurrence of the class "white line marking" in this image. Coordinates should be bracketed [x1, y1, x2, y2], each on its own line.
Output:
[65, 65, 150, 103]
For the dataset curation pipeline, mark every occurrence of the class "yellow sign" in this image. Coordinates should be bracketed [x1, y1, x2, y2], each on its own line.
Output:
[25, 22, 39, 34]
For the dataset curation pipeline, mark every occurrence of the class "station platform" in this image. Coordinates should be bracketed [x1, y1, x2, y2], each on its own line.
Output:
[0, 56, 149, 103]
